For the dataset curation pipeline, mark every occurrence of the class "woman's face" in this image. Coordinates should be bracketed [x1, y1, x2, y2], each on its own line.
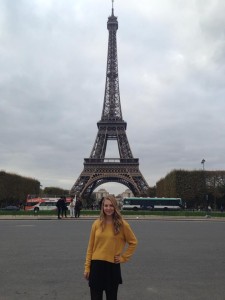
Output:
[103, 199, 115, 217]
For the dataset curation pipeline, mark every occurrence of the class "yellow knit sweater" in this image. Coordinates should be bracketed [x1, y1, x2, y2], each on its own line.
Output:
[84, 219, 138, 273]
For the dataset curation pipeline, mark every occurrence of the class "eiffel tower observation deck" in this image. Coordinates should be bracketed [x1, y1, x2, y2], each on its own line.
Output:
[71, 2, 149, 198]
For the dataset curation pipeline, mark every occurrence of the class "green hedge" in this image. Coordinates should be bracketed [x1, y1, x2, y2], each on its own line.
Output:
[0, 171, 40, 206]
[1, 209, 225, 218]
[156, 169, 225, 209]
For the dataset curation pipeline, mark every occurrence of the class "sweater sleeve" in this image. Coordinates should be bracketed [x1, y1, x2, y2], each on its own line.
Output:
[84, 220, 97, 273]
[120, 221, 138, 263]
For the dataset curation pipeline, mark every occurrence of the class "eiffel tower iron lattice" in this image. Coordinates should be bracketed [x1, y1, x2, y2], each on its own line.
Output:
[71, 5, 149, 198]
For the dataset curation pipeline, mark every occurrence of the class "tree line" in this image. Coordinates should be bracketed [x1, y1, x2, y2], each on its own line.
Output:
[0, 171, 40, 207]
[0, 171, 71, 207]
[155, 169, 225, 209]
[1, 169, 225, 210]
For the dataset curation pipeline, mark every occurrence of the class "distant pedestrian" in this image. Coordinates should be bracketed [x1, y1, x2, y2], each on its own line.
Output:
[75, 198, 82, 218]
[56, 197, 64, 219]
[62, 196, 68, 218]
[69, 198, 75, 218]
[99, 197, 104, 210]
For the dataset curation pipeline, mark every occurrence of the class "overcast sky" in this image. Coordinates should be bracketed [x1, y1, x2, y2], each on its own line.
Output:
[1, 0, 225, 195]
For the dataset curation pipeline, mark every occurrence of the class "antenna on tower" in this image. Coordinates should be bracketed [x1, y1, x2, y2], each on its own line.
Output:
[112, 0, 114, 15]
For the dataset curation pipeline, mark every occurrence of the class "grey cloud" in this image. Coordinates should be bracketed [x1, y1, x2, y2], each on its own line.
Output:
[0, 0, 225, 194]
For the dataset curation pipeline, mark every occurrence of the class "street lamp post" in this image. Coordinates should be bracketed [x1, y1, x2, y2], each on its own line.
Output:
[201, 159, 205, 170]
[201, 159, 210, 216]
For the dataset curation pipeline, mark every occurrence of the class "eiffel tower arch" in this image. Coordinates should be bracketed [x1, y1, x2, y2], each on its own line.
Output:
[71, 4, 149, 198]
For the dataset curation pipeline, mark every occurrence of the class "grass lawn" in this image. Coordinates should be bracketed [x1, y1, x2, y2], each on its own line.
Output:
[0, 209, 225, 218]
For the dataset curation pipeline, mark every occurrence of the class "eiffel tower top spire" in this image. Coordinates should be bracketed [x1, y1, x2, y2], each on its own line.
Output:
[101, 0, 122, 122]
[112, 0, 114, 15]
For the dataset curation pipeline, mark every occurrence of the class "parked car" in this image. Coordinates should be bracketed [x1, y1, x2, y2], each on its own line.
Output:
[0, 205, 20, 211]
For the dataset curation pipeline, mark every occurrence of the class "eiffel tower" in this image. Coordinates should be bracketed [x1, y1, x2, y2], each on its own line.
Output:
[71, 3, 149, 198]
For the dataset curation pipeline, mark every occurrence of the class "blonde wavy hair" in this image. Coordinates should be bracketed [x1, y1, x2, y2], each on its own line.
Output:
[99, 195, 123, 235]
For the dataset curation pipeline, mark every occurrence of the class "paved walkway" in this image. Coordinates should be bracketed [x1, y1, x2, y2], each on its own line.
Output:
[1, 219, 225, 300]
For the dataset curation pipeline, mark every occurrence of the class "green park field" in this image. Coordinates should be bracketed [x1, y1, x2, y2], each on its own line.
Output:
[1, 209, 225, 218]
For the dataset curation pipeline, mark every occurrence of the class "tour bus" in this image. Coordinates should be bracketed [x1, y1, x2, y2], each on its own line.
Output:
[25, 195, 72, 212]
[122, 197, 184, 211]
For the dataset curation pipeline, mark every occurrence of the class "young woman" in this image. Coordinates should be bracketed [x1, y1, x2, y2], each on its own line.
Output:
[84, 195, 138, 300]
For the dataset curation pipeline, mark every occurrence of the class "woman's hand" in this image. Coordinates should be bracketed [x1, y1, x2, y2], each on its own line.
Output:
[84, 272, 89, 280]
[114, 254, 121, 264]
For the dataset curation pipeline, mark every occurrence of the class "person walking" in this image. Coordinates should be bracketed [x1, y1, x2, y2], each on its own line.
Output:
[69, 198, 75, 218]
[84, 195, 137, 300]
[75, 198, 82, 218]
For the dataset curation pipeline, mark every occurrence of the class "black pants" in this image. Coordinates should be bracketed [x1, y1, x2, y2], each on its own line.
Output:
[62, 208, 67, 217]
[90, 286, 118, 300]
[57, 208, 62, 218]
[75, 209, 81, 218]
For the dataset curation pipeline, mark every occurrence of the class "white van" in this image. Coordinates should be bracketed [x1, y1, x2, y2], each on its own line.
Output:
[33, 201, 58, 212]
